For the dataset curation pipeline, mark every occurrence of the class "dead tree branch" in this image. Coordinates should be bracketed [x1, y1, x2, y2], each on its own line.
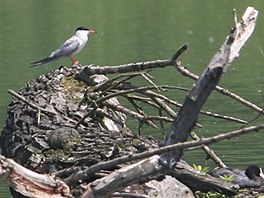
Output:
[0, 155, 70, 198]
[78, 44, 188, 75]
[162, 6, 258, 166]
[175, 61, 264, 115]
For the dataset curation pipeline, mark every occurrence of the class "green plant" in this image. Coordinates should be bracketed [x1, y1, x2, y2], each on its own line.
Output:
[219, 175, 234, 183]
[193, 164, 209, 173]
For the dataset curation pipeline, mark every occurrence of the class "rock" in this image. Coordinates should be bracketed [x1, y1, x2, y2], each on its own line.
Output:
[146, 176, 195, 198]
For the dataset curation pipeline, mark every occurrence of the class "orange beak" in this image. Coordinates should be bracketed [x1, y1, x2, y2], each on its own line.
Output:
[89, 29, 97, 34]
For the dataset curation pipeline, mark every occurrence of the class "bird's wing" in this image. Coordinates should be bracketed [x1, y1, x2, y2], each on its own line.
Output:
[30, 36, 81, 67]
[50, 36, 81, 58]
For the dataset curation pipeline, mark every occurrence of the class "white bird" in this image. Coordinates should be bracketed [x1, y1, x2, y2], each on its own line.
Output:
[30, 27, 97, 67]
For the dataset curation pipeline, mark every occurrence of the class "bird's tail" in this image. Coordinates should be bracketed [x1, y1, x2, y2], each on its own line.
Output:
[30, 56, 60, 67]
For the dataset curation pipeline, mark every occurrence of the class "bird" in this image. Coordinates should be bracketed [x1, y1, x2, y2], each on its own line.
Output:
[210, 165, 264, 188]
[30, 27, 97, 67]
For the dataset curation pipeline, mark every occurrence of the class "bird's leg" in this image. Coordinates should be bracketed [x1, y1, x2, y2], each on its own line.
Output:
[70, 57, 79, 65]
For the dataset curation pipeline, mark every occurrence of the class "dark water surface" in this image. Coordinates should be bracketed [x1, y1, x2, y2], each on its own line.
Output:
[0, 0, 264, 197]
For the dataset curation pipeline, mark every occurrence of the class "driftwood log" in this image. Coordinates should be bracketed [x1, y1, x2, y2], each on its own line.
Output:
[0, 6, 262, 198]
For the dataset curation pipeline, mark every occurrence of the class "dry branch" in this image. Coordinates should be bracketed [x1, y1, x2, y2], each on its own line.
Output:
[175, 62, 264, 114]
[0, 155, 70, 198]
[163, 6, 258, 166]
[78, 44, 188, 75]
[190, 132, 227, 168]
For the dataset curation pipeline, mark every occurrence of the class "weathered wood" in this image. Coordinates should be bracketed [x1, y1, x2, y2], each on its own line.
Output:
[171, 160, 237, 195]
[162, 6, 258, 166]
[0, 6, 260, 198]
[86, 157, 237, 197]
[87, 156, 165, 197]
[75, 44, 188, 76]
[0, 155, 70, 198]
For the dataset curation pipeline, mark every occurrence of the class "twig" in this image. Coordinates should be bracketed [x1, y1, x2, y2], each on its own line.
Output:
[141, 73, 161, 92]
[75, 85, 188, 129]
[93, 71, 146, 92]
[169, 44, 189, 63]
[111, 192, 151, 198]
[199, 109, 247, 124]
[175, 64, 264, 114]
[74, 86, 161, 129]
[123, 84, 245, 124]
[7, 89, 56, 115]
[190, 132, 227, 168]
[162, 93, 247, 124]
[143, 90, 202, 128]
[95, 108, 124, 126]
[103, 100, 157, 128]
[143, 116, 173, 122]
[8, 89, 78, 125]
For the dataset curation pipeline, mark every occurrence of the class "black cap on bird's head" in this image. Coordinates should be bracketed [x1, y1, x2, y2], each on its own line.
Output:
[75, 26, 97, 34]
[75, 27, 90, 31]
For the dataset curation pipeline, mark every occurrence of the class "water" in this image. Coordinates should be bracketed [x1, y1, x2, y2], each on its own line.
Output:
[0, 0, 264, 197]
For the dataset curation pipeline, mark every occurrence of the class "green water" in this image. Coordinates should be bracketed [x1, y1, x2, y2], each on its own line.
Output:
[0, 0, 264, 197]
